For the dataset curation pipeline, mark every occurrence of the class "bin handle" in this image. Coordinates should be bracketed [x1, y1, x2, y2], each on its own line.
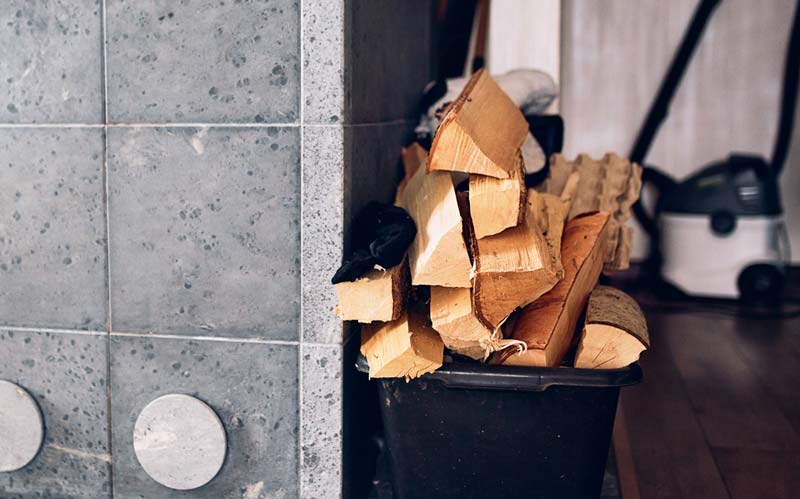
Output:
[427, 363, 643, 392]
[356, 355, 643, 392]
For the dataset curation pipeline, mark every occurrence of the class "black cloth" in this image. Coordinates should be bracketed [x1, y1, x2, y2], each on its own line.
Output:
[331, 202, 417, 284]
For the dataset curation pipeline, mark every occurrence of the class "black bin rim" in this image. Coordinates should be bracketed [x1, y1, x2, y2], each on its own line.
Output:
[356, 354, 642, 392]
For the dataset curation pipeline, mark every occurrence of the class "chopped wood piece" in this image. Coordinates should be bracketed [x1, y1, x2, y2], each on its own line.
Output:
[335, 255, 409, 323]
[468, 154, 526, 238]
[397, 156, 472, 288]
[428, 69, 529, 179]
[559, 171, 581, 216]
[542, 153, 642, 271]
[430, 286, 493, 360]
[496, 212, 611, 367]
[528, 190, 567, 277]
[574, 286, 650, 369]
[470, 189, 563, 330]
[395, 143, 428, 204]
[360, 300, 444, 379]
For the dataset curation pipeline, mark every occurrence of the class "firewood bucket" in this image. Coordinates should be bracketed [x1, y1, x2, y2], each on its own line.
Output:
[356, 355, 642, 499]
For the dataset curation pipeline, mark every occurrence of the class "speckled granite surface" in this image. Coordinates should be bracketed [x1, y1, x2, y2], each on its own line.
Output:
[0, 1, 432, 497]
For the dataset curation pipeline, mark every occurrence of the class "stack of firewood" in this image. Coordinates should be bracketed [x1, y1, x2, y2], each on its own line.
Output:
[336, 70, 650, 379]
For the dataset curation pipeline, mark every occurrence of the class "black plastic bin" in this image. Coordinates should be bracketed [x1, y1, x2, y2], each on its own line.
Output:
[356, 356, 642, 499]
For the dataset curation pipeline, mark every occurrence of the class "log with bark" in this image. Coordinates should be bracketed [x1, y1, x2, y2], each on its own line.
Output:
[428, 69, 529, 179]
[574, 286, 650, 369]
[496, 211, 611, 367]
[469, 189, 565, 330]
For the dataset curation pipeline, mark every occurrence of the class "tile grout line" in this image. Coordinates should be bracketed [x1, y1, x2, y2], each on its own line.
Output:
[100, 1, 114, 497]
[0, 119, 413, 129]
[0, 325, 341, 346]
[110, 331, 303, 345]
[298, 0, 306, 496]
[0, 325, 108, 336]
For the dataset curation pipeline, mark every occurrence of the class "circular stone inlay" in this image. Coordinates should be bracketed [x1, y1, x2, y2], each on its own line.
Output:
[133, 394, 227, 490]
[0, 380, 44, 472]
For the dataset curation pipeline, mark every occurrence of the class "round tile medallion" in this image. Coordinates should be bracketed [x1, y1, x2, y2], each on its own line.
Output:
[133, 394, 227, 490]
[0, 380, 44, 472]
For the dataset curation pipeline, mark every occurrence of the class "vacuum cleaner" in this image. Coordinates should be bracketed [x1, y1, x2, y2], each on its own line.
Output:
[631, 0, 799, 303]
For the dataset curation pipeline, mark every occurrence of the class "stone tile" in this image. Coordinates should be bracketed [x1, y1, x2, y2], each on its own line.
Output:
[0, 128, 107, 330]
[0, 1, 103, 123]
[106, 0, 300, 123]
[301, 344, 342, 499]
[301, 125, 344, 344]
[302, 0, 345, 124]
[110, 335, 298, 499]
[108, 126, 300, 339]
[348, 0, 434, 124]
[0, 329, 110, 498]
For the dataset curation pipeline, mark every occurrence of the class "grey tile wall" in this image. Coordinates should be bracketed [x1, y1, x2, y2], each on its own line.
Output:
[0, 127, 107, 331]
[108, 126, 300, 339]
[301, 125, 344, 345]
[301, 344, 343, 499]
[0, 329, 111, 499]
[0, 1, 433, 498]
[302, 0, 345, 124]
[110, 335, 298, 499]
[106, 0, 300, 123]
[0, 0, 104, 124]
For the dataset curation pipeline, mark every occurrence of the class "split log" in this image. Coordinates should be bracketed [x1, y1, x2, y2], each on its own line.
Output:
[335, 255, 409, 323]
[470, 189, 564, 330]
[360, 300, 444, 379]
[428, 69, 528, 179]
[496, 212, 611, 367]
[528, 190, 567, 277]
[397, 155, 472, 288]
[468, 154, 526, 239]
[559, 170, 581, 217]
[429, 286, 493, 360]
[574, 286, 650, 369]
[542, 153, 642, 271]
[395, 142, 428, 205]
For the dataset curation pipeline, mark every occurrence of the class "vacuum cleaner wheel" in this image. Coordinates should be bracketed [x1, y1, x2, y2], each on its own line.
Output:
[737, 263, 785, 304]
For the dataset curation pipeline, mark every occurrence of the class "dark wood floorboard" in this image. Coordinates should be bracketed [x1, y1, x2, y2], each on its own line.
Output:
[728, 318, 800, 434]
[618, 319, 729, 499]
[712, 448, 800, 499]
[613, 268, 800, 498]
[662, 313, 799, 451]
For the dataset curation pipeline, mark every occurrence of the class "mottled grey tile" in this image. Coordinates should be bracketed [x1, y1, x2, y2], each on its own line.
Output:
[0, 1, 103, 123]
[0, 329, 110, 498]
[301, 344, 342, 499]
[348, 0, 434, 124]
[110, 335, 298, 499]
[302, 0, 344, 124]
[0, 128, 107, 330]
[301, 125, 344, 344]
[106, 0, 300, 123]
[108, 127, 300, 339]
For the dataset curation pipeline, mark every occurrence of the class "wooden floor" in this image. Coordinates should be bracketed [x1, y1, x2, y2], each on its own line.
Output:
[612, 276, 800, 499]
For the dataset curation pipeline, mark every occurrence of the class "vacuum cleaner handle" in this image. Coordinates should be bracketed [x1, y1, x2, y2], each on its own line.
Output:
[632, 165, 677, 239]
